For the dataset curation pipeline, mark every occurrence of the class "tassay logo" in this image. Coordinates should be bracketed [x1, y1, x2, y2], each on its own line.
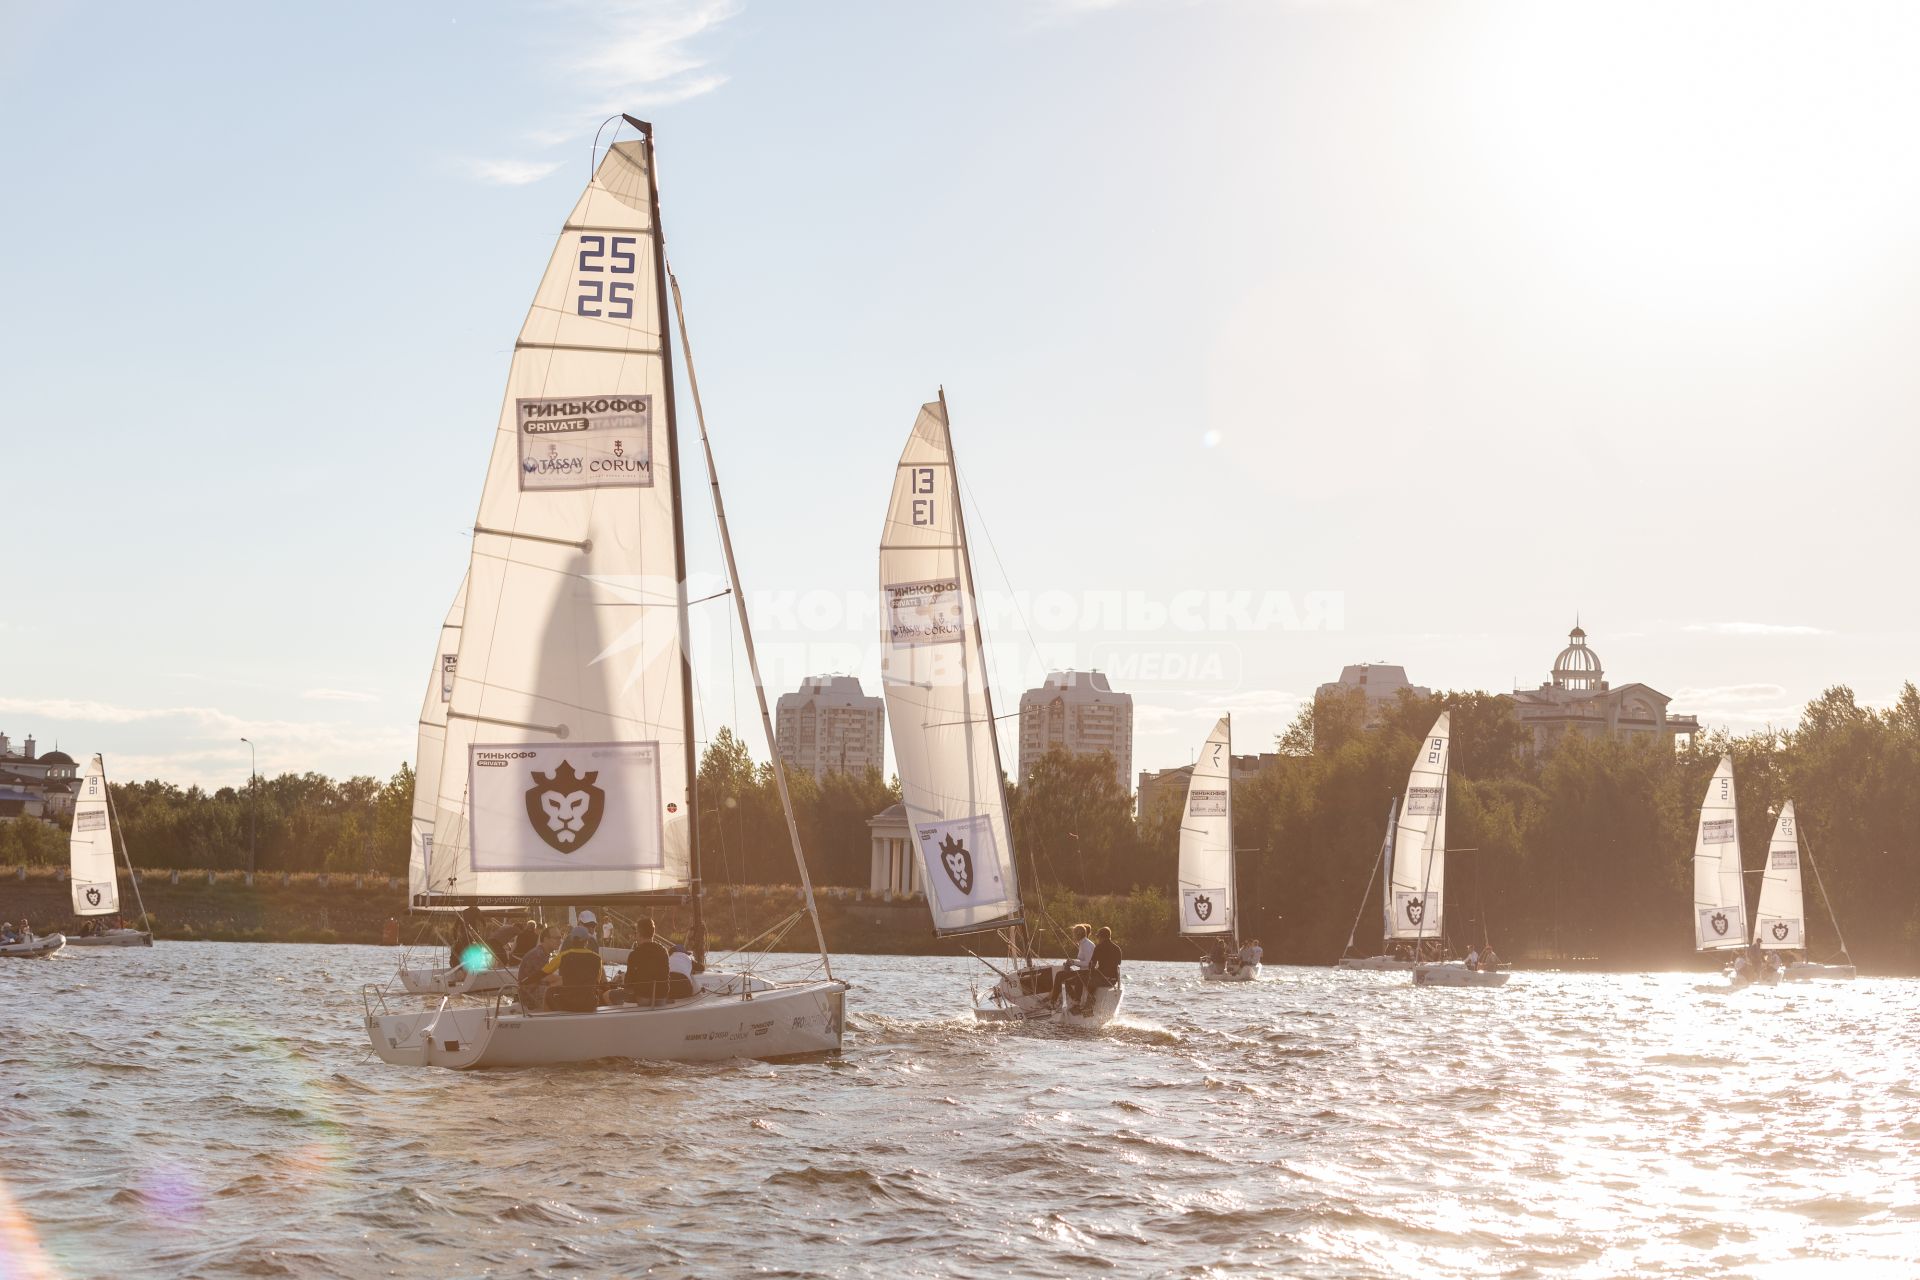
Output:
[524, 760, 605, 853]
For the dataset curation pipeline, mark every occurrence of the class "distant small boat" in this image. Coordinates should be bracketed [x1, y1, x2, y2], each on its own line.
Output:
[64, 754, 153, 948]
[1753, 801, 1855, 981]
[0, 934, 65, 959]
[1336, 798, 1417, 970]
[1692, 756, 1769, 986]
[1413, 961, 1509, 988]
[1178, 716, 1259, 981]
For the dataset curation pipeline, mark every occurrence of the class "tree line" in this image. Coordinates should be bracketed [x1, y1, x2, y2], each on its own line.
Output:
[2, 684, 1913, 971]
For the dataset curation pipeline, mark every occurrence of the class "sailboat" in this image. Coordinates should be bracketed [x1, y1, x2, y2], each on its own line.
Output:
[64, 755, 152, 947]
[392, 576, 516, 996]
[1392, 713, 1505, 987]
[364, 117, 845, 1068]
[878, 394, 1123, 1029]
[1335, 797, 1412, 970]
[1180, 716, 1257, 981]
[1692, 755, 1758, 982]
[1753, 801, 1856, 980]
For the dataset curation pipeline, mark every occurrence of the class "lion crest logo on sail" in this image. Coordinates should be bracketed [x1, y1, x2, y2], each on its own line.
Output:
[84, 886, 102, 907]
[1405, 896, 1425, 927]
[1193, 894, 1213, 922]
[938, 832, 974, 895]
[1709, 911, 1729, 937]
[524, 760, 606, 854]
[1770, 921, 1790, 942]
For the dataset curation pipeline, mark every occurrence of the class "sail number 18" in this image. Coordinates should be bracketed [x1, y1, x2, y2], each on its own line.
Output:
[577, 235, 637, 319]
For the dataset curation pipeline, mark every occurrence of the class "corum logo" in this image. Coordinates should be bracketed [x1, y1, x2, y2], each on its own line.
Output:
[1771, 921, 1790, 941]
[1710, 911, 1729, 936]
[1193, 894, 1213, 922]
[938, 831, 974, 895]
[1404, 897, 1425, 927]
[524, 760, 606, 853]
[84, 886, 102, 907]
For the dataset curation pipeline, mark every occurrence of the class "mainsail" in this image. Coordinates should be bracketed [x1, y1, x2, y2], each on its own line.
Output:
[1377, 795, 1399, 941]
[69, 755, 118, 916]
[422, 130, 696, 905]
[878, 397, 1023, 936]
[1387, 712, 1449, 940]
[1692, 754, 1747, 950]
[409, 576, 467, 908]
[1177, 716, 1234, 936]
[1752, 799, 1804, 950]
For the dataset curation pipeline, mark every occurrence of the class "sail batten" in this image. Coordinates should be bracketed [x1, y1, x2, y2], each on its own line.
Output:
[1691, 755, 1747, 950]
[879, 399, 1024, 936]
[1387, 713, 1450, 940]
[1178, 716, 1235, 936]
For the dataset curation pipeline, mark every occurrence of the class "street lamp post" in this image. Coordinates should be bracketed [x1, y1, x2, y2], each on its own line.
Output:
[240, 737, 257, 877]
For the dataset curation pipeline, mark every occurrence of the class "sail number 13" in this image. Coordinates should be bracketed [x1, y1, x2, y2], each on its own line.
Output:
[910, 466, 936, 525]
[577, 235, 637, 319]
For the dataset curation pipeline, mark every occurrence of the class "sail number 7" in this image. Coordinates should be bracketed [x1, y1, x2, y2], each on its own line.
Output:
[577, 235, 638, 319]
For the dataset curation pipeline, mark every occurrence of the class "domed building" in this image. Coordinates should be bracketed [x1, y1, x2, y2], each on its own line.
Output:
[1511, 623, 1699, 754]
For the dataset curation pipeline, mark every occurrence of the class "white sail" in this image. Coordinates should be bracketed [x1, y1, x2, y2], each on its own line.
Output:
[69, 755, 118, 916]
[1691, 754, 1747, 950]
[423, 135, 694, 904]
[878, 399, 1022, 935]
[408, 576, 467, 908]
[1177, 716, 1234, 935]
[1378, 795, 1399, 940]
[1387, 712, 1449, 940]
[1752, 799, 1804, 950]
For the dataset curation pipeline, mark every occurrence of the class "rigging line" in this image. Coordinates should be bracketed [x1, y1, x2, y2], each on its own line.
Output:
[953, 464, 1047, 675]
[1799, 827, 1851, 961]
[666, 257, 833, 982]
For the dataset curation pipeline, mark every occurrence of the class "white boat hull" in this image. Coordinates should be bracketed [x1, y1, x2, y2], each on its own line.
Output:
[975, 971, 1124, 1029]
[367, 975, 847, 1069]
[64, 929, 152, 947]
[397, 965, 519, 996]
[1781, 961, 1855, 981]
[1337, 955, 1418, 971]
[1199, 962, 1261, 982]
[1, 934, 66, 959]
[1413, 962, 1510, 987]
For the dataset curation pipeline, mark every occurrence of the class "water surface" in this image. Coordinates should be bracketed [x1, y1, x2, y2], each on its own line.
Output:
[4, 944, 1915, 1277]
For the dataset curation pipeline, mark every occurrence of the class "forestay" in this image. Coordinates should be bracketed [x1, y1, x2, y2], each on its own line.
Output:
[423, 136, 694, 904]
[1178, 716, 1234, 935]
[1387, 712, 1449, 940]
[1752, 799, 1804, 950]
[878, 399, 1023, 936]
[1692, 754, 1747, 950]
[69, 755, 118, 916]
[409, 576, 466, 908]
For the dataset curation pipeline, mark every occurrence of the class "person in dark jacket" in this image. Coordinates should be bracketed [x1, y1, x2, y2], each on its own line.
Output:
[541, 926, 605, 1012]
[516, 926, 561, 1009]
[1088, 927, 1123, 992]
[623, 917, 672, 1005]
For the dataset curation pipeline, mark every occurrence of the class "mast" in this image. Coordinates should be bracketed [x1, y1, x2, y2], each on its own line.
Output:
[101, 761, 150, 935]
[1800, 828, 1851, 963]
[936, 386, 1024, 928]
[633, 115, 706, 964]
[1225, 713, 1236, 947]
[664, 265, 833, 980]
[1339, 795, 1393, 957]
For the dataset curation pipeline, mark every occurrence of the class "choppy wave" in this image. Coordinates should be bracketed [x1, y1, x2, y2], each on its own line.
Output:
[2, 945, 1916, 1277]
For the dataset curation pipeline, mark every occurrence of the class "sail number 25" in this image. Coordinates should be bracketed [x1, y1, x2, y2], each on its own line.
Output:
[576, 235, 637, 319]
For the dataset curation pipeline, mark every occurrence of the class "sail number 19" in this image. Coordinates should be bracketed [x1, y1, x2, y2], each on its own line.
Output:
[577, 235, 637, 319]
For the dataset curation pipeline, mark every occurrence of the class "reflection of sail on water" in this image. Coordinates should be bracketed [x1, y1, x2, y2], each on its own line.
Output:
[422, 132, 697, 908]
[409, 576, 466, 908]
[1752, 800, 1804, 950]
[1178, 716, 1234, 936]
[1387, 712, 1450, 940]
[1692, 755, 1746, 950]
[69, 756, 119, 916]
[878, 398, 1023, 936]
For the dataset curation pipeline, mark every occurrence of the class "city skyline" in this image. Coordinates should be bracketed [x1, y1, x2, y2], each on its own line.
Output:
[4, 1, 1917, 788]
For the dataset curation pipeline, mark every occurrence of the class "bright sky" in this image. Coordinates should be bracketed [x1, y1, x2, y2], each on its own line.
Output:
[4, 0, 1918, 788]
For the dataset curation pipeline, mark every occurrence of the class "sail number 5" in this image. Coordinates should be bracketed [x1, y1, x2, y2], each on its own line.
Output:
[577, 235, 637, 319]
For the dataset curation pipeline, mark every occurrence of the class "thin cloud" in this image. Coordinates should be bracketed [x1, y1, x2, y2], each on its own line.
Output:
[463, 158, 564, 187]
[1674, 683, 1788, 703]
[568, 0, 739, 112]
[301, 689, 380, 704]
[1682, 622, 1829, 637]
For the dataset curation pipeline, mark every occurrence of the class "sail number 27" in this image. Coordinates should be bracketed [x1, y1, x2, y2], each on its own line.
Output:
[576, 235, 637, 319]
